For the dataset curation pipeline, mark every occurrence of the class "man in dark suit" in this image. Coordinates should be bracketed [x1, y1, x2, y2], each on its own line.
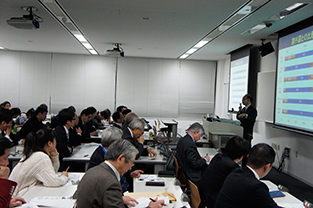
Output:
[197, 136, 250, 208]
[112, 111, 123, 129]
[76, 139, 164, 208]
[176, 122, 210, 183]
[215, 143, 279, 208]
[122, 118, 156, 159]
[17, 104, 48, 140]
[236, 94, 257, 141]
[54, 108, 75, 170]
[74, 108, 94, 143]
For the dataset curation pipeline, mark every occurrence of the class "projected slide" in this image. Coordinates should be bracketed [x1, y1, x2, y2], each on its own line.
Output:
[229, 56, 249, 112]
[275, 25, 313, 132]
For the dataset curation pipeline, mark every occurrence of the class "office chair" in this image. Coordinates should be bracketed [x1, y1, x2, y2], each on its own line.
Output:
[173, 155, 187, 188]
[188, 179, 201, 208]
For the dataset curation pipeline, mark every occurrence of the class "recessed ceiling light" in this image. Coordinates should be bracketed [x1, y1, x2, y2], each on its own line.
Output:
[0, 46, 5, 50]
[194, 41, 208, 48]
[186, 48, 197, 54]
[179, 54, 189, 59]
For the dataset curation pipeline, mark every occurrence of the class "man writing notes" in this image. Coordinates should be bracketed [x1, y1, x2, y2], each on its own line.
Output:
[214, 143, 279, 208]
[76, 140, 164, 208]
[236, 94, 257, 141]
[176, 122, 210, 183]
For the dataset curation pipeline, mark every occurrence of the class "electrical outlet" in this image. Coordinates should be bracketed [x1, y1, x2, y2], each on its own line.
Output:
[285, 147, 291, 159]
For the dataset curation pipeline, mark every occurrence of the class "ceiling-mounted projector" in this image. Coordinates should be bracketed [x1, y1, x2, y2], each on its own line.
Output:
[105, 44, 124, 57]
[7, 7, 42, 30]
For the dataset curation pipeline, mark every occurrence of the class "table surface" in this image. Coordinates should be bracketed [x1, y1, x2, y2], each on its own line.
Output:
[62, 143, 99, 162]
[20, 173, 84, 208]
[132, 174, 190, 208]
[261, 180, 304, 207]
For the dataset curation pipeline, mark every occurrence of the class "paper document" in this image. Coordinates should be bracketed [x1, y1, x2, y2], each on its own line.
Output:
[128, 197, 169, 208]
[29, 196, 76, 207]
[136, 175, 165, 183]
[276, 203, 304, 208]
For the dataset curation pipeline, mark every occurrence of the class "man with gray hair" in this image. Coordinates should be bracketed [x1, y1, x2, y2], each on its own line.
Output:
[122, 118, 156, 159]
[176, 122, 210, 183]
[87, 127, 143, 192]
[76, 140, 164, 208]
[88, 126, 123, 169]
[121, 112, 138, 130]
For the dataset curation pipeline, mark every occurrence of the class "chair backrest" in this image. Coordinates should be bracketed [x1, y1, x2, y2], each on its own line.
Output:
[173, 155, 187, 187]
[188, 179, 201, 208]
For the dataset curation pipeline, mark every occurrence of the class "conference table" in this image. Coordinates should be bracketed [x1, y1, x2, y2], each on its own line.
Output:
[261, 180, 304, 207]
[125, 174, 191, 208]
[19, 172, 84, 208]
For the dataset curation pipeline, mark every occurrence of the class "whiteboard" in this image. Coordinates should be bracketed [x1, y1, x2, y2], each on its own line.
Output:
[257, 71, 275, 122]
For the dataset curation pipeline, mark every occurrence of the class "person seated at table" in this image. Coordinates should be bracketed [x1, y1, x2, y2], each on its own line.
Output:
[86, 106, 102, 132]
[0, 101, 11, 110]
[75, 108, 95, 143]
[9, 128, 69, 197]
[112, 111, 124, 129]
[176, 122, 210, 183]
[88, 126, 143, 192]
[215, 143, 279, 208]
[197, 136, 250, 208]
[0, 136, 26, 207]
[76, 139, 164, 208]
[122, 118, 156, 159]
[116, 105, 127, 113]
[54, 108, 76, 170]
[121, 111, 137, 130]
[0, 109, 20, 145]
[17, 104, 48, 140]
[69, 108, 83, 148]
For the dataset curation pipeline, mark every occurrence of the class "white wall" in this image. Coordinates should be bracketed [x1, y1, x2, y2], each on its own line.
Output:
[215, 41, 313, 186]
[0, 50, 216, 119]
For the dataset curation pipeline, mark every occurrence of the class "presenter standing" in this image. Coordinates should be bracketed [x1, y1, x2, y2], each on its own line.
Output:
[236, 94, 257, 142]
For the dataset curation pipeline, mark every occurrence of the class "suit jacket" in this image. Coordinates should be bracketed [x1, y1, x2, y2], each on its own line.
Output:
[74, 117, 91, 143]
[68, 127, 82, 147]
[236, 105, 257, 139]
[197, 153, 239, 208]
[76, 162, 124, 208]
[17, 116, 44, 139]
[0, 178, 17, 208]
[113, 122, 122, 129]
[176, 134, 208, 183]
[214, 166, 279, 208]
[54, 125, 73, 162]
[88, 146, 105, 170]
[122, 128, 147, 159]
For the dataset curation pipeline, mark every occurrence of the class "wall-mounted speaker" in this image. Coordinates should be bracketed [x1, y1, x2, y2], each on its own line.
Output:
[258, 42, 274, 57]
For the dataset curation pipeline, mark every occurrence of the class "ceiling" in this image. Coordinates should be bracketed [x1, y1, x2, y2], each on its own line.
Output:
[0, 0, 312, 61]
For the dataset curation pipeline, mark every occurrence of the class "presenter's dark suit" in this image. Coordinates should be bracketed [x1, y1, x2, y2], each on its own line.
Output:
[76, 162, 124, 208]
[17, 116, 44, 139]
[122, 128, 147, 159]
[197, 153, 239, 208]
[214, 166, 279, 208]
[236, 105, 257, 140]
[176, 134, 208, 183]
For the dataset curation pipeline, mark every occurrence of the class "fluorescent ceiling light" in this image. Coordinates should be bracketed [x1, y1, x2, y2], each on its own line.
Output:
[286, 3, 304, 11]
[82, 43, 93, 49]
[179, 54, 189, 59]
[0, 46, 5, 50]
[38, 0, 99, 55]
[186, 48, 197, 54]
[74, 34, 87, 42]
[178, 0, 271, 59]
[194, 41, 208, 48]
[89, 49, 98, 55]
[242, 24, 266, 35]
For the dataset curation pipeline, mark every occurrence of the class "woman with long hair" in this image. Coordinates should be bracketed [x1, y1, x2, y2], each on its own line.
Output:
[9, 128, 68, 197]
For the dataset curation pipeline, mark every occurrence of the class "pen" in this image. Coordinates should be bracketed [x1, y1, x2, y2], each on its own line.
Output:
[149, 198, 166, 206]
[65, 166, 70, 172]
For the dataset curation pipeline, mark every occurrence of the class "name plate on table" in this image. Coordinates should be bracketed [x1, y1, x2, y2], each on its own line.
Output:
[146, 181, 165, 186]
